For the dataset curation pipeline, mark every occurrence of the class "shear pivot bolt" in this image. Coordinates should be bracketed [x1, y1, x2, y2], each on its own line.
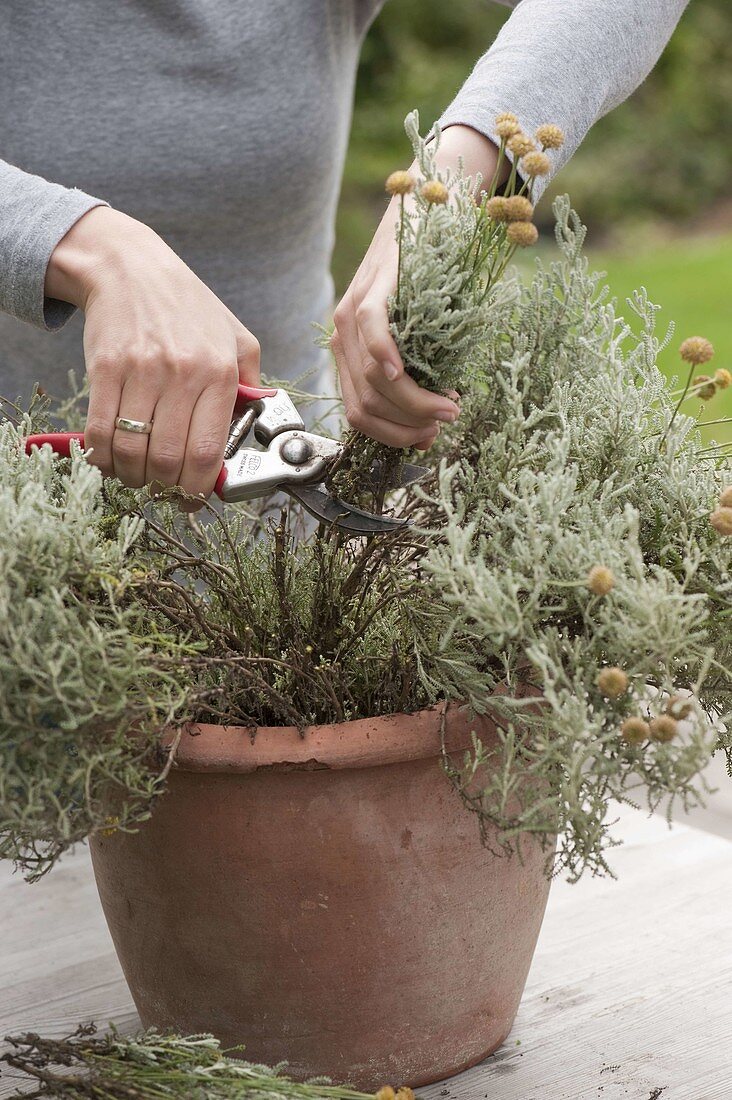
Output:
[281, 436, 312, 466]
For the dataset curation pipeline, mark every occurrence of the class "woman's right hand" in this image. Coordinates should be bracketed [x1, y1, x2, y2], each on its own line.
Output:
[45, 206, 261, 502]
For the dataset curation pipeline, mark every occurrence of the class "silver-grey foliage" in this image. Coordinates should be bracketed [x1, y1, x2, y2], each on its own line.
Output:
[388, 111, 513, 392]
[0, 427, 188, 878]
[420, 198, 731, 878]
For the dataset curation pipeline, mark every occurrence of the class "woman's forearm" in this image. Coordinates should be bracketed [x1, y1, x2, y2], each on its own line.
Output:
[0, 158, 107, 330]
[437, 0, 691, 197]
[429, 124, 504, 195]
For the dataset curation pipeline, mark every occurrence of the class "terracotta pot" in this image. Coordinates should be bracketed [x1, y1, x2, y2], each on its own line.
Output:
[90, 703, 551, 1091]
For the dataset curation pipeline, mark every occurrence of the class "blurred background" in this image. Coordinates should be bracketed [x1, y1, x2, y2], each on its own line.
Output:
[334, 0, 732, 442]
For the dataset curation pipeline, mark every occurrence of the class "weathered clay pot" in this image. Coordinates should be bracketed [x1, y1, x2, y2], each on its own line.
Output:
[90, 703, 551, 1090]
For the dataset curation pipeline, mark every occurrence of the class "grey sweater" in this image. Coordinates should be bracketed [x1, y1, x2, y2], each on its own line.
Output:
[0, 0, 688, 404]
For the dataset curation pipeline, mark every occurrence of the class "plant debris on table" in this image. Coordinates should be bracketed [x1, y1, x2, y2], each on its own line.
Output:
[0, 1026, 414, 1100]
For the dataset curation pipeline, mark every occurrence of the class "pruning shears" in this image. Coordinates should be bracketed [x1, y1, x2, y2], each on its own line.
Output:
[24, 384, 427, 536]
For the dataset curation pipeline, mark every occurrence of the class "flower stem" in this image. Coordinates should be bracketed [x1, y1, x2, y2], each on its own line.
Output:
[396, 193, 405, 310]
[661, 360, 695, 449]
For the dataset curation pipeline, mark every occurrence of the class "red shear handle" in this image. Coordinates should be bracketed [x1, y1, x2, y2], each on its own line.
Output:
[24, 432, 85, 457]
[23, 386, 274, 453]
[23, 384, 274, 495]
[26, 430, 229, 499]
[214, 466, 228, 497]
[234, 383, 277, 412]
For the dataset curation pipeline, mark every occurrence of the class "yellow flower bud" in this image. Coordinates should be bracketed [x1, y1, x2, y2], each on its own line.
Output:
[495, 111, 519, 126]
[649, 715, 678, 743]
[719, 486, 732, 507]
[507, 132, 536, 159]
[496, 118, 522, 140]
[503, 195, 535, 221]
[375, 1089, 396, 1100]
[693, 375, 717, 400]
[385, 171, 415, 196]
[665, 695, 693, 720]
[535, 123, 565, 150]
[679, 336, 714, 365]
[597, 667, 629, 699]
[714, 368, 731, 389]
[710, 507, 732, 536]
[486, 196, 509, 222]
[506, 220, 539, 247]
[587, 565, 615, 596]
[520, 151, 551, 177]
[420, 180, 449, 205]
[621, 717, 650, 745]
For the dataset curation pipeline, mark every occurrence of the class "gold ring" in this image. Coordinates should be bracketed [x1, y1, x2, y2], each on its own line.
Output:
[115, 416, 154, 435]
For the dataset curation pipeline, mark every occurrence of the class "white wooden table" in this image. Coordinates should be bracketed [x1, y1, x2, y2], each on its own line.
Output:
[2, 802, 731, 1100]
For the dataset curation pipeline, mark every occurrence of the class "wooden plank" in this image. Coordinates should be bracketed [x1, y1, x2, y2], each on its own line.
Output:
[0, 849, 139, 1099]
[1, 806, 731, 1099]
[422, 808, 732, 1100]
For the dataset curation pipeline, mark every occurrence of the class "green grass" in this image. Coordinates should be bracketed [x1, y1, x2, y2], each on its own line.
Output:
[590, 232, 732, 444]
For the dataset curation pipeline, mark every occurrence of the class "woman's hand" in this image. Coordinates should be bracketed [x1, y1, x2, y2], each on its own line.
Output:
[332, 125, 502, 450]
[45, 206, 260, 502]
[332, 207, 459, 451]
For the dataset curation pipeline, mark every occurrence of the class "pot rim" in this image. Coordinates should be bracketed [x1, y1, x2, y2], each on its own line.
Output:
[161, 701, 488, 774]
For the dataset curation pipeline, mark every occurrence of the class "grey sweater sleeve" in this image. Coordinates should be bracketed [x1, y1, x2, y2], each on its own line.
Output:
[0, 160, 107, 330]
[438, 0, 690, 199]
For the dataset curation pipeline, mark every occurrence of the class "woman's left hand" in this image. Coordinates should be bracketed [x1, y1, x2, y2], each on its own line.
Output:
[331, 124, 502, 450]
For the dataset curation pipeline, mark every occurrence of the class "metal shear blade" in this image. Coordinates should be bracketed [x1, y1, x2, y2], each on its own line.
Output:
[214, 385, 430, 534]
[286, 483, 407, 535]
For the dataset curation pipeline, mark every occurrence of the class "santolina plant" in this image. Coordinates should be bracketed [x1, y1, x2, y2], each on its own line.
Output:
[0, 410, 192, 879]
[0, 114, 730, 883]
